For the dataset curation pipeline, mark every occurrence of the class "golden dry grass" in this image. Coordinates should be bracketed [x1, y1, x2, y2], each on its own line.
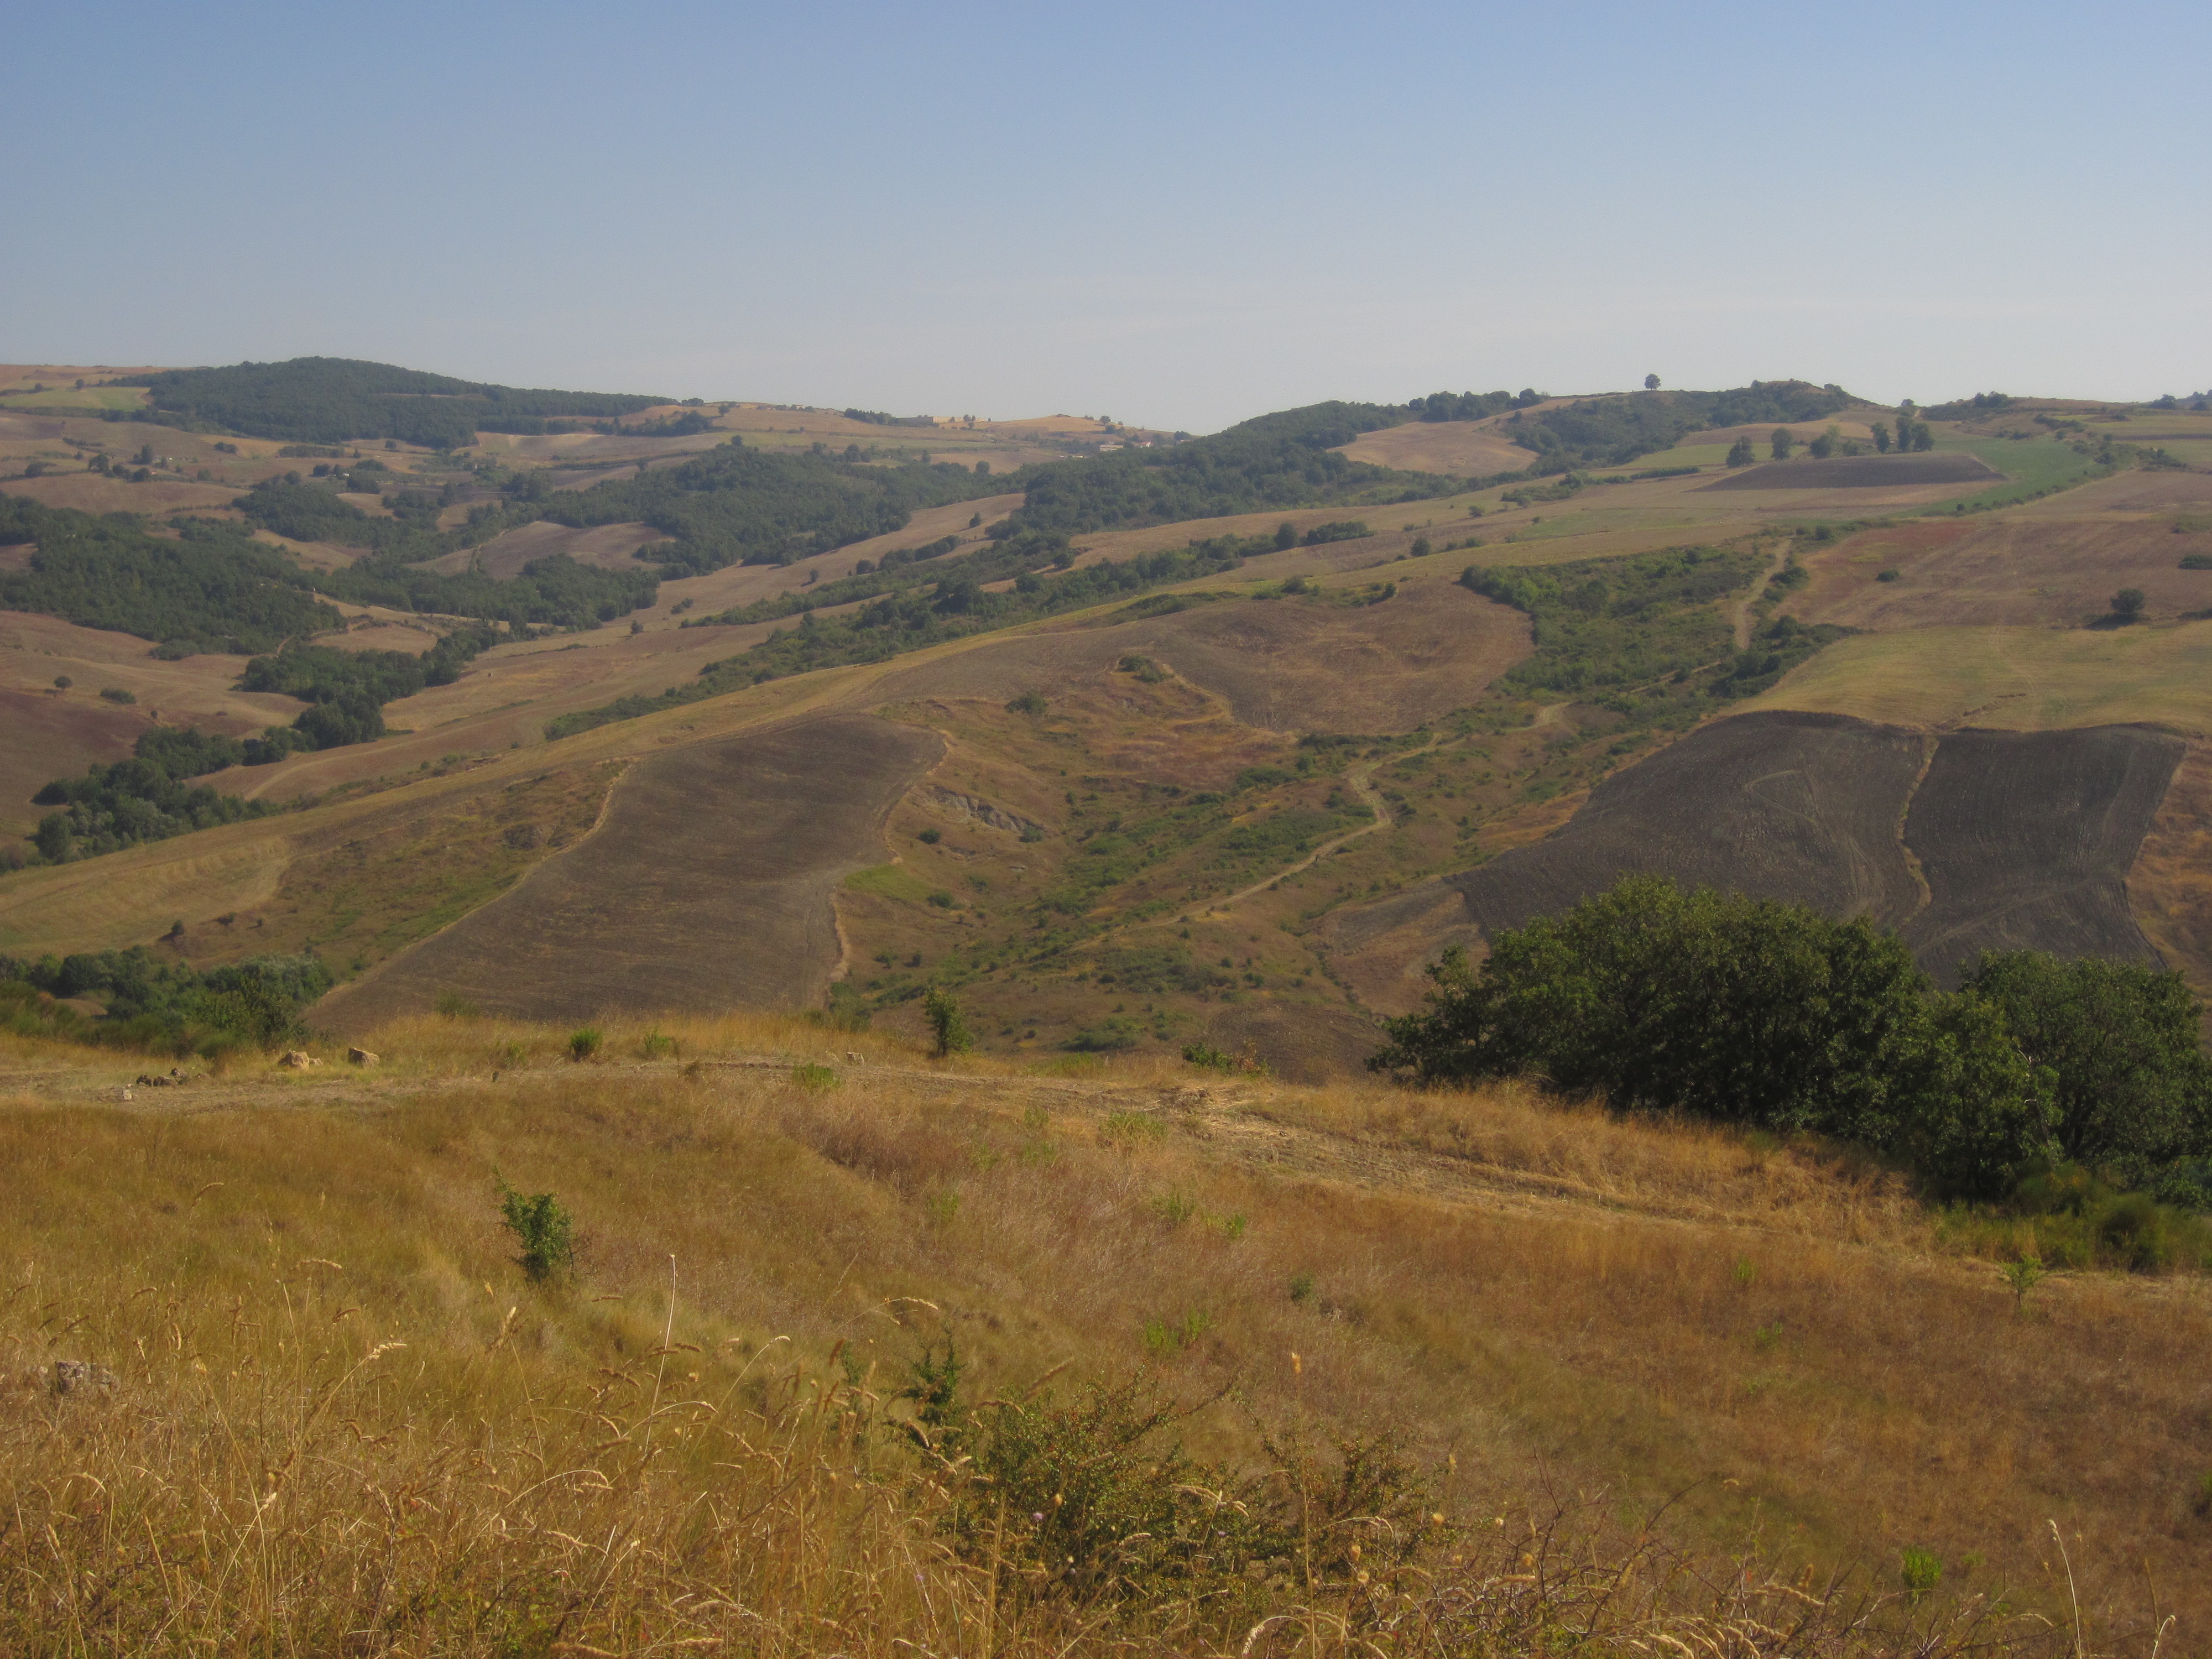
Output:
[0, 1018, 2197, 1653]
[1745, 620, 2212, 737]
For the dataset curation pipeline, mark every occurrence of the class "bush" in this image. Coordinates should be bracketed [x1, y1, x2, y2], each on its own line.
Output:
[1369, 876, 2059, 1198]
[894, 1340, 1431, 1611]
[923, 986, 970, 1057]
[1960, 950, 2212, 1186]
[567, 1026, 603, 1062]
[494, 1177, 576, 1282]
[98, 687, 136, 705]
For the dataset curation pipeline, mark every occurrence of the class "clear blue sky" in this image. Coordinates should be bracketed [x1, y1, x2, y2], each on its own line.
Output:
[5, 1, 2205, 431]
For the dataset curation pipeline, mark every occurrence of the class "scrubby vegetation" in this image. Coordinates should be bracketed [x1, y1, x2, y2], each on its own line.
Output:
[0, 495, 341, 653]
[1373, 876, 2212, 1217]
[549, 536, 1267, 739]
[120, 356, 663, 446]
[528, 440, 1004, 574]
[27, 731, 285, 863]
[235, 481, 660, 627]
[998, 402, 1446, 541]
[0, 947, 330, 1053]
[1498, 382, 1854, 467]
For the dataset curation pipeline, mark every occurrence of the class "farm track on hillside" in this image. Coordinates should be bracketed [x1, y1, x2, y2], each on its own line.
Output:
[0, 1051, 1972, 1253]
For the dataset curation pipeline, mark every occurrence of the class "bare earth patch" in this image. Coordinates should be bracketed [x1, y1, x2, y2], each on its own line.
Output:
[1333, 420, 1535, 477]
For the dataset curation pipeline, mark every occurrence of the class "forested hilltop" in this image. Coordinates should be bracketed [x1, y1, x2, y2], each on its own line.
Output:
[120, 358, 666, 447]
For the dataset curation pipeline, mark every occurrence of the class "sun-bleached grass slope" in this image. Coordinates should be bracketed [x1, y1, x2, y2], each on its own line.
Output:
[0, 1014, 2194, 1652]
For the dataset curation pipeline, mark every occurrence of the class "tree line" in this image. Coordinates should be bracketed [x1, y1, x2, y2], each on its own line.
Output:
[0, 947, 332, 1054]
[1371, 877, 2212, 1208]
[119, 357, 665, 447]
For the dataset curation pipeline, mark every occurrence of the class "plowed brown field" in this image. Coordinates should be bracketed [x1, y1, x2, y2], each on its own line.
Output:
[1322, 710, 2184, 999]
[1700, 452, 2000, 491]
[314, 714, 941, 1030]
[864, 584, 1529, 734]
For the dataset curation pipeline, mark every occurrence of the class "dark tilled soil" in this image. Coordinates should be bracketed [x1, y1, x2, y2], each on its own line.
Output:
[1901, 726, 2185, 982]
[1699, 453, 2000, 491]
[1447, 711, 1931, 936]
[314, 714, 942, 1031]
[1328, 712, 2185, 989]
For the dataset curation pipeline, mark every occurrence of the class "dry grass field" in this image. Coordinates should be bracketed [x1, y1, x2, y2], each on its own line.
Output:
[0, 1018, 2203, 1653]
[1785, 514, 2212, 632]
[1333, 420, 1536, 476]
[0, 613, 310, 834]
[867, 586, 1530, 735]
[1746, 620, 2212, 737]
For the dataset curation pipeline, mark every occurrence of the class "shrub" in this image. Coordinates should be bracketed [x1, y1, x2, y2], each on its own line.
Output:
[50, 675, 70, 689]
[916, 827, 941, 844]
[922, 985, 969, 1057]
[894, 1341, 1426, 1610]
[1369, 875, 2058, 1198]
[1005, 690, 1048, 716]
[566, 1026, 603, 1062]
[1900, 1547, 1942, 1597]
[1960, 950, 2212, 1186]
[640, 1029, 675, 1058]
[435, 991, 481, 1020]
[791, 1062, 836, 1090]
[98, 686, 136, 704]
[494, 1177, 576, 1282]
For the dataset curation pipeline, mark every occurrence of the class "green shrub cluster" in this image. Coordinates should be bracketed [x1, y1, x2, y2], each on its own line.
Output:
[0, 948, 331, 1055]
[1371, 877, 2212, 1206]
[0, 496, 341, 653]
[1497, 381, 1851, 468]
[122, 357, 662, 447]
[1001, 401, 1444, 542]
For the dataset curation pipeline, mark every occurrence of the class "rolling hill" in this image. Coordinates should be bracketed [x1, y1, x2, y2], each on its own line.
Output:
[5, 360, 2212, 1657]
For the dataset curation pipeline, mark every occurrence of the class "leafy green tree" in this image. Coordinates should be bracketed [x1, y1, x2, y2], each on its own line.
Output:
[1725, 437, 1756, 467]
[1808, 424, 1842, 459]
[1960, 951, 2212, 1183]
[1644, 373, 1661, 391]
[1369, 877, 2058, 1197]
[924, 985, 972, 1057]
[1871, 421, 1891, 453]
[1770, 427, 1795, 461]
[2110, 587, 2147, 623]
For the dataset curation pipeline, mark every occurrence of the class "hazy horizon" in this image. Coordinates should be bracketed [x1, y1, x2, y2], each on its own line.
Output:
[5, 1, 2206, 432]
